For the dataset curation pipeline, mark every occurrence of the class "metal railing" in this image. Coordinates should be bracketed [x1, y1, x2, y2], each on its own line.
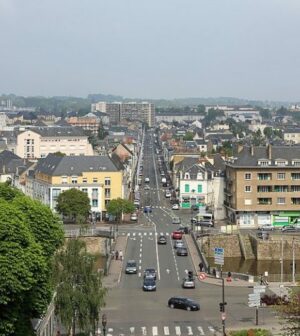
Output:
[64, 228, 113, 238]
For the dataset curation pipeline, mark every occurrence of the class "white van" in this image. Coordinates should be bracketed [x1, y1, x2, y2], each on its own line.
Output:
[145, 177, 150, 183]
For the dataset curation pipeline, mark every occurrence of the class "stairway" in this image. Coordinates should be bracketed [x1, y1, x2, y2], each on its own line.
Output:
[241, 234, 256, 260]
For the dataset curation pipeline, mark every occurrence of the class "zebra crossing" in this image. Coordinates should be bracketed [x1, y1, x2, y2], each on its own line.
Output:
[96, 324, 216, 335]
[123, 231, 170, 237]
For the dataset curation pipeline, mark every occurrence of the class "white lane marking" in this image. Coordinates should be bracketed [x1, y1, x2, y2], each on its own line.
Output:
[139, 232, 142, 236]
[166, 232, 169, 236]
[129, 327, 135, 333]
[185, 269, 189, 274]
[127, 232, 130, 236]
[139, 265, 142, 270]
[154, 221, 161, 280]
[197, 326, 205, 335]
[139, 260, 142, 264]
[149, 232, 152, 236]
[140, 248, 142, 252]
[152, 326, 158, 336]
[166, 269, 170, 274]
[170, 236, 180, 281]
[133, 232, 136, 236]
[187, 326, 193, 335]
[175, 326, 181, 335]
[141, 326, 147, 335]
[138, 272, 141, 277]
[208, 326, 215, 332]
[108, 328, 113, 332]
[164, 326, 170, 335]
[140, 253, 142, 258]
[144, 232, 147, 236]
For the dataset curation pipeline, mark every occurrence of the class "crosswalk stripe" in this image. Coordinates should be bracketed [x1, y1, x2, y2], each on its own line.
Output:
[197, 326, 205, 335]
[175, 326, 181, 335]
[187, 326, 193, 335]
[163, 326, 170, 335]
[141, 326, 147, 335]
[133, 233, 136, 236]
[129, 326, 134, 334]
[208, 326, 215, 332]
[152, 326, 158, 336]
[144, 232, 147, 236]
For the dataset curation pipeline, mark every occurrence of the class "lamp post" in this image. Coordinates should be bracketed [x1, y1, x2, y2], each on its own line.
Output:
[102, 314, 107, 336]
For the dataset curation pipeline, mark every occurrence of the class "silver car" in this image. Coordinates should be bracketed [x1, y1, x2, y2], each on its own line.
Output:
[174, 240, 184, 249]
[125, 260, 137, 274]
[182, 277, 195, 289]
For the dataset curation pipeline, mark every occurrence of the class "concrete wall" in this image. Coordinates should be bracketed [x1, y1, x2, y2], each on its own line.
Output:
[202, 234, 242, 258]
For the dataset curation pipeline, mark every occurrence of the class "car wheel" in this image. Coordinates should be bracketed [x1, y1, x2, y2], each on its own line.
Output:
[170, 304, 175, 309]
[186, 306, 191, 311]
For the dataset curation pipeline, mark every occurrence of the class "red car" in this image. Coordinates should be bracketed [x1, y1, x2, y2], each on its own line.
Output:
[172, 231, 183, 240]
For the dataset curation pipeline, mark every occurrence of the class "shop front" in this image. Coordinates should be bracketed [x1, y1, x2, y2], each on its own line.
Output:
[272, 211, 300, 227]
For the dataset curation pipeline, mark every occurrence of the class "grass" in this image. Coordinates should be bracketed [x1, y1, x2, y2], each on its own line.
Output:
[229, 329, 272, 336]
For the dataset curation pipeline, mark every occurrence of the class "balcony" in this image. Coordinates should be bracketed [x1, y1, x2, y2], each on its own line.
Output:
[224, 188, 232, 196]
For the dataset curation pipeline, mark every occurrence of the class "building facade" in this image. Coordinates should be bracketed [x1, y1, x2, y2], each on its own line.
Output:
[224, 145, 300, 228]
[67, 113, 100, 134]
[15, 127, 93, 159]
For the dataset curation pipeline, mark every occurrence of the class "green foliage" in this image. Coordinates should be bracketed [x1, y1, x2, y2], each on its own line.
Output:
[183, 132, 194, 141]
[97, 121, 108, 140]
[52, 151, 66, 157]
[203, 108, 225, 126]
[56, 188, 91, 223]
[229, 329, 271, 336]
[53, 239, 107, 336]
[0, 183, 64, 336]
[106, 198, 135, 222]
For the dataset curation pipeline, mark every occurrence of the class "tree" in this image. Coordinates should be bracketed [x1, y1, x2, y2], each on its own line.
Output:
[263, 127, 273, 139]
[97, 121, 108, 140]
[56, 188, 91, 223]
[53, 239, 107, 336]
[0, 183, 64, 336]
[183, 132, 194, 141]
[106, 198, 135, 232]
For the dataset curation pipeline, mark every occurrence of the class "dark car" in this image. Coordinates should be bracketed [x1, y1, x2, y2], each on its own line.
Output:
[177, 247, 188, 256]
[168, 297, 200, 311]
[143, 278, 156, 291]
[144, 268, 157, 280]
[281, 225, 300, 233]
[191, 205, 199, 211]
[158, 235, 167, 245]
[177, 226, 189, 234]
[144, 206, 152, 213]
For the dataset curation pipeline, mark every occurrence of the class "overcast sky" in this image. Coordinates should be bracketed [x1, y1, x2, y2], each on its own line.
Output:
[0, 0, 300, 101]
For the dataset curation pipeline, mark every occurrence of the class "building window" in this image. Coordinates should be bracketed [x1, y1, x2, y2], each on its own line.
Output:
[92, 188, 98, 198]
[245, 173, 251, 180]
[71, 176, 78, 184]
[258, 173, 272, 180]
[293, 161, 300, 166]
[245, 186, 251, 192]
[291, 185, 300, 192]
[244, 199, 252, 205]
[292, 198, 300, 205]
[92, 199, 98, 207]
[257, 186, 272, 192]
[52, 188, 61, 200]
[274, 185, 288, 192]
[197, 184, 202, 193]
[291, 173, 300, 180]
[93, 178, 98, 183]
[259, 160, 269, 166]
[61, 176, 68, 184]
[276, 160, 287, 166]
[277, 197, 285, 205]
[184, 184, 190, 192]
[277, 173, 285, 180]
[105, 188, 111, 198]
[82, 178, 87, 183]
[185, 173, 190, 179]
[258, 198, 272, 205]
[81, 188, 88, 193]
[105, 199, 110, 208]
[105, 178, 111, 186]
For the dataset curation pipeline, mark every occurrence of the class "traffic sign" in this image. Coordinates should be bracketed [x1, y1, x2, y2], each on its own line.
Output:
[248, 302, 260, 308]
[254, 288, 266, 294]
[248, 293, 260, 300]
[198, 272, 206, 280]
[214, 247, 224, 256]
[221, 312, 226, 320]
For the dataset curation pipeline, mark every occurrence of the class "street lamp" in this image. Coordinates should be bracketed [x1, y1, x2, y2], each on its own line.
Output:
[102, 314, 107, 336]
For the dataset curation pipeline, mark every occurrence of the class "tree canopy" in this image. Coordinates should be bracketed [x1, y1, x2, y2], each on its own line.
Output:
[0, 183, 64, 336]
[106, 198, 135, 223]
[55, 188, 91, 223]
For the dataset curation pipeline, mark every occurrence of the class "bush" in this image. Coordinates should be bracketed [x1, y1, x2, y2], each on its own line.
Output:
[261, 294, 289, 306]
[230, 329, 272, 336]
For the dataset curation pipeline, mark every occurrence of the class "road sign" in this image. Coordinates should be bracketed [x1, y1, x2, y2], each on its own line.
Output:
[254, 288, 266, 294]
[214, 247, 225, 265]
[248, 302, 260, 308]
[214, 247, 224, 256]
[198, 272, 206, 280]
[248, 293, 260, 300]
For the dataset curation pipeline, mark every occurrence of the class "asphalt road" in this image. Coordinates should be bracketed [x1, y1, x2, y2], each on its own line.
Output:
[102, 130, 279, 336]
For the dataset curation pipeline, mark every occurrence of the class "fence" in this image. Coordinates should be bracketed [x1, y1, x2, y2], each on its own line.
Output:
[64, 228, 113, 238]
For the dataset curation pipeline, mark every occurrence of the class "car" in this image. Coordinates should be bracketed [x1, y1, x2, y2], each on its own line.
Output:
[197, 220, 214, 227]
[143, 278, 156, 291]
[165, 191, 171, 198]
[191, 204, 199, 211]
[173, 240, 185, 249]
[144, 206, 152, 213]
[157, 235, 167, 245]
[177, 247, 188, 256]
[182, 277, 195, 289]
[177, 226, 189, 234]
[172, 231, 183, 240]
[257, 232, 269, 239]
[144, 268, 156, 280]
[258, 224, 274, 231]
[281, 225, 300, 233]
[139, 171, 143, 176]
[144, 177, 150, 183]
[172, 217, 181, 225]
[125, 260, 137, 274]
[134, 200, 140, 208]
[172, 204, 179, 210]
[168, 297, 200, 311]
[130, 213, 138, 221]
[144, 185, 150, 190]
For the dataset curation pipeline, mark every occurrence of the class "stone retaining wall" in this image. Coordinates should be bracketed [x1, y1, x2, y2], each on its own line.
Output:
[202, 234, 242, 258]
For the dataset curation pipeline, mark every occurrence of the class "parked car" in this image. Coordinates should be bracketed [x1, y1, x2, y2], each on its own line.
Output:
[130, 213, 138, 221]
[177, 247, 188, 256]
[182, 277, 195, 289]
[168, 297, 200, 311]
[172, 217, 181, 225]
[171, 231, 183, 240]
[157, 234, 167, 245]
[258, 224, 274, 231]
[174, 240, 185, 249]
[165, 191, 171, 198]
[144, 185, 150, 190]
[125, 260, 137, 274]
[281, 225, 300, 233]
[144, 268, 157, 280]
[197, 220, 214, 227]
[144, 177, 150, 183]
[172, 203, 179, 210]
[143, 278, 156, 291]
[144, 206, 152, 213]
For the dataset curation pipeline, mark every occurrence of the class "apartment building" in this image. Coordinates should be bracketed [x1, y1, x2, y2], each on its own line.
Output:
[66, 113, 100, 134]
[283, 127, 300, 144]
[224, 145, 300, 228]
[26, 154, 123, 219]
[91, 101, 155, 127]
[15, 126, 93, 159]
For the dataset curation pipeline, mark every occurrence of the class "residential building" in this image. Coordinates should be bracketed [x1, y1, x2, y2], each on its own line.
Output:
[0, 112, 7, 130]
[26, 154, 123, 219]
[155, 112, 204, 123]
[283, 127, 300, 144]
[66, 113, 100, 134]
[15, 126, 93, 159]
[224, 145, 300, 228]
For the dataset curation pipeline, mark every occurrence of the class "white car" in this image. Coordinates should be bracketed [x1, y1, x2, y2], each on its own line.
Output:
[165, 191, 171, 198]
[130, 213, 138, 221]
[172, 204, 179, 210]
[258, 224, 274, 231]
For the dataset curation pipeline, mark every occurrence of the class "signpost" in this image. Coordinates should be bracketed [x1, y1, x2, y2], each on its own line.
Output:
[248, 285, 266, 325]
[214, 247, 224, 266]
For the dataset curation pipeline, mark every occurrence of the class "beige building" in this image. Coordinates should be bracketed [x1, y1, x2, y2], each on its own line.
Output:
[225, 145, 300, 228]
[15, 127, 93, 159]
[67, 113, 100, 134]
[283, 128, 300, 144]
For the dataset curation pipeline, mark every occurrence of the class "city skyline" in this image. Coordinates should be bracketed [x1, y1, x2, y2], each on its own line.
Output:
[1, 0, 300, 101]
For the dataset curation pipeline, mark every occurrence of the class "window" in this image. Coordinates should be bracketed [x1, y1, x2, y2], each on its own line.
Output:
[293, 161, 300, 167]
[258, 160, 269, 166]
[277, 173, 285, 180]
[277, 197, 285, 205]
[258, 173, 272, 180]
[276, 160, 287, 166]
[244, 199, 252, 205]
[61, 176, 68, 184]
[81, 188, 88, 193]
[82, 178, 87, 183]
[245, 173, 251, 180]
[185, 173, 190, 179]
[291, 186, 300, 192]
[184, 184, 190, 192]
[52, 188, 61, 200]
[71, 176, 78, 184]
[258, 198, 272, 205]
[245, 186, 251, 192]
[274, 185, 288, 192]
[105, 178, 111, 186]
[93, 178, 98, 183]
[92, 188, 98, 198]
[292, 198, 300, 205]
[291, 173, 300, 180]
[92, 199, 98, 207]
[105, 199, 110, 208]
[105, 188, 111, 198]
[257, 186, 272, 192]
[197, 184, 202, 193]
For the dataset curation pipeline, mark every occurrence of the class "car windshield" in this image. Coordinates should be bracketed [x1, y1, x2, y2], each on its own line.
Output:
[185, 299, 196, 303]
[144, 279, 155, 285]
[127, 262, 136, 267]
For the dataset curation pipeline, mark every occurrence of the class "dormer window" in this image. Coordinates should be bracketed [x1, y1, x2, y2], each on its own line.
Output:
[275, 159, 287, 166]
[292, 160, 300, 167]
[258, 160, 270, 166]
[185, 173, 190, 179]
[197, 173, 203, 180]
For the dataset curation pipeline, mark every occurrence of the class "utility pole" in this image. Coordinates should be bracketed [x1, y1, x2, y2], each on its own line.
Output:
[221, 266, 226, 336]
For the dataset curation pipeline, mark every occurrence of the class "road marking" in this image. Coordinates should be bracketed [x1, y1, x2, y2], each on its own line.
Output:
[139, 232, 142, 236]
[170, 236, 180, 281]
[108, 328, 113, 332]
[140, 248, 142, 252]
[163, 326, 170, 335]
[197, 326, 205, 335]
[208, 326, 215, 332]
[139, 260, 142, 264]
[187, 326, 193, 335]
[133, 232, 136, 236]
[185, 269, 189, 274]
[175, 326, 181, 335]
[152, 326, 158, 336]
[138, 272, 141, 277]
[144, 232, 147, 236]
[127, 233, 130, 236]
[166, 269, 170, 274]
[129, 327, 135, 334]
[149, 232, 152, 236]
[139, 253, 142, 258]
[141, 326, 147, 335]
[154, 220, 161, 280]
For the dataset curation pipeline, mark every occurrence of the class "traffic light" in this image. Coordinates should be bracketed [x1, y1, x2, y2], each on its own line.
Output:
[219, 303, 224, 312]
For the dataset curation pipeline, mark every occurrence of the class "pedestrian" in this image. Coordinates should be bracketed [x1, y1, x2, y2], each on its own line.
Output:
[115, 250, 119, 260]
[119, 250, 123, 261]
[212, 268, 217, 278]
[199, 262, 204, 272]
[111, 250, 115, 260]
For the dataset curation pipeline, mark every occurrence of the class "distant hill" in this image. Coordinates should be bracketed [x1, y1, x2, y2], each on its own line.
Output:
[87, 93, 123, 103]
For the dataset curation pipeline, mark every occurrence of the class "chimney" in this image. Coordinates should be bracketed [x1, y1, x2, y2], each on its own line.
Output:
[268, 144, 272, 160]
[250, 146, 254, 156]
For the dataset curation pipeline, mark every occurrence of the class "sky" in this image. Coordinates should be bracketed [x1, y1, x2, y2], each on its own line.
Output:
[0, 0, 300, 101]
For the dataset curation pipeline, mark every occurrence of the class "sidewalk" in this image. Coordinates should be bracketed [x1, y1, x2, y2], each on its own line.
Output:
[102, 235, 128, 288]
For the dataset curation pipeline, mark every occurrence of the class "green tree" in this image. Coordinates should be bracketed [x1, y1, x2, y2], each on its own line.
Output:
[56, 188, 91, 223]
[183, 132, 194, 141]
[53, 239, 107, 336]
[0, 183, 64, 336]
[106, 198, 135, 232]
[97, 121, 108, 140]
[197, 104, 205, 114]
